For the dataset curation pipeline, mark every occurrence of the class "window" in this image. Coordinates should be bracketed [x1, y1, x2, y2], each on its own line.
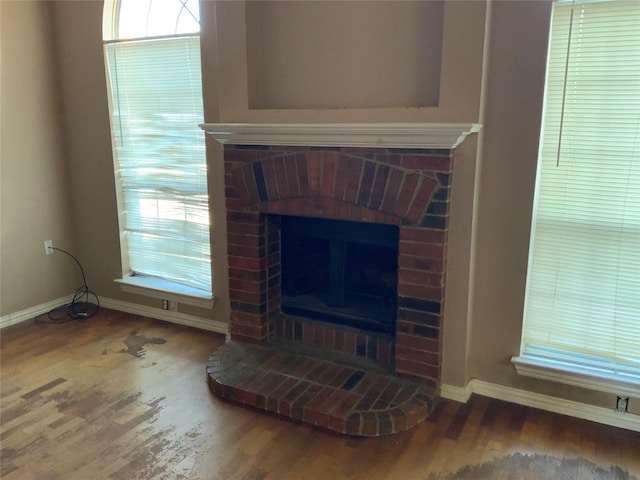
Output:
[102, 0, 212, 303]
[513, 0, 639, 395]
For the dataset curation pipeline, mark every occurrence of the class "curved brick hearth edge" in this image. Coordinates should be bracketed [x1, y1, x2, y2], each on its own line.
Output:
[206, 341, 435, 436]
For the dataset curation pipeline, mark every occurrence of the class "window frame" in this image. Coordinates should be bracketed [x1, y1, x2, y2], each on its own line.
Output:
[512, 0, 640, 395]
[102, 0, 214, 308]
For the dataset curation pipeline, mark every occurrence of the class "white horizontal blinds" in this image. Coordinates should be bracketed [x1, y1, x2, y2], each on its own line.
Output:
[105, 36, 211, 293]
[523, 0, 640, 370]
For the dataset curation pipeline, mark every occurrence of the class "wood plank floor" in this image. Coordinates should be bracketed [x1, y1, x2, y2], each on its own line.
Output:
[1, 309, 639, 480]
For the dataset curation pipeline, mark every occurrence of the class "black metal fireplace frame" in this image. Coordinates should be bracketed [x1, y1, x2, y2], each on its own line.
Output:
[280, 215, 399, 334]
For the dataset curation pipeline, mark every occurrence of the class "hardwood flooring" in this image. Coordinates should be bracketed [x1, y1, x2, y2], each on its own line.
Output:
[1, 309, 639, 480]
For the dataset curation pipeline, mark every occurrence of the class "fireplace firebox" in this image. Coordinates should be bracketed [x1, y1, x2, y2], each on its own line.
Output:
[281, 216, 399, 334]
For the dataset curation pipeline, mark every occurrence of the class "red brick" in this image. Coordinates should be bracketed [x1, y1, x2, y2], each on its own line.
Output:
[399, 227, 446, 244]
[242, 163, 260, 206]
[227, 221, 264, 236]
[308, 152, 322, 196]
[231, 290, 266, 305]
[374, 210, 402, 225]
[337, 202, 350, 220]
[230, 333, 268, 345]
[387, 153, 402, 166]
[228, 267, 265, 282]
[262, 159, 278, 200]
[395, 358, 439, 380]
[305, 387, 339, 418]
[296, 154, 310, 196]
[351, 373, 378, 396]
[230, 311, 267, 327]
[227, 245, 265, 259]
[394, 173, 419, 219]
[343, 331, 357, 355]
[265, 377, 299, 414]
[227, 256, 266, 271]
[315, 410, 332, 430]
[345, 157, 364, 204]
[322, 152, 336, 197]
[344, 413, 362, 436]
[273, 157, 289, 198]
[396, 345, 440, 366]
[355, 398, 379, 419]
[406, 176, 438, 224]
[322, 327, 336, 350]
[327, 368, 353, 388]
[231, 166, 250, 206]
[368, 164, 390, 210]
[398, 254, 444, 273]
[391, 408, 408, 433]
[380, 168, 404, 214]
[334, 154, 350, 200]
[291, 358, 316, 378]
[225, 147, 257, 163]
[231, 386, 257, 406]
[316, 364, 344, 386]
[401, 154, 452, 171]
[312, 324, 324, 347]
[225, 198, 243, 211]
[273, 317, 285, 338]
[230, 321, 267, 337]
[377, 339, 392, 367]
[330, 393, 362, 432]
[227, 210, 263, 224]
[302, 323, 314, 343]
[396, 332, 439, 352]
[399, 241, 445, 258]
[361, 412, 379, 436]
[229, 278, 266, 294]
[304, 363, 330, 381]
[398, 269, 442, 286]
[356, 206, 377, 223]
[398, 283, 442, 301]
[285, 155, 300, 197]
[227, 233, 263, 247]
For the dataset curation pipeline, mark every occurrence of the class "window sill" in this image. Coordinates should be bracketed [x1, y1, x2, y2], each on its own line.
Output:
[511, 354, 640, 398]
[115, 276, 215, 309]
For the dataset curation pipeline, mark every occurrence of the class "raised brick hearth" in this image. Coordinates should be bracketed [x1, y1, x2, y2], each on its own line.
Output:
[202, 123, 478, 435]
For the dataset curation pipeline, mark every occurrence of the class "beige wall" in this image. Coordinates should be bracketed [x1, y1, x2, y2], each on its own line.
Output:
[1, 1, 78, 316]
[1, 0, 633, 414]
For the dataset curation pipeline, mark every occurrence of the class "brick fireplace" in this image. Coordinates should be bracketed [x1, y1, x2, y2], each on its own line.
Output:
[202, 123, 479, 435]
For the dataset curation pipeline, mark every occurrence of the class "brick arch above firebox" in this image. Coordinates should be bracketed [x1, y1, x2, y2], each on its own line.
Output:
[226, 147, 453, 228]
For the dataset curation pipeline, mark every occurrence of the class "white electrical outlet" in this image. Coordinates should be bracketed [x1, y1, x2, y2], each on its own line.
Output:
[44, 240, 54, 255]
[616, 396, 629, 413]
[161, 299, 169, 310]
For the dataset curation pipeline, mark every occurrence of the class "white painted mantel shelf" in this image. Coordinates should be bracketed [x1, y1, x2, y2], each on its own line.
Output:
[200, 123, 482, 150]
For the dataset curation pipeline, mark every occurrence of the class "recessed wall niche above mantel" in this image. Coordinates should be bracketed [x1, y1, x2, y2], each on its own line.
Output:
[245, 1, 444, 110]
[213, 1, 488, 124]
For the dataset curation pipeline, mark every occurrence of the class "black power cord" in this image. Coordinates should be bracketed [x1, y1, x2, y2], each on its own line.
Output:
[38, 247, 100, 324]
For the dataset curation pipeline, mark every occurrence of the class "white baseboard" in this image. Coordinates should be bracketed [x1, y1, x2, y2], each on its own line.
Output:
[100, 297, 228, 335]
[440, 379, 640, 432]
[1, 296, 228, 336]
[0, 296, 73, 329]
[440, 382, 474, 403]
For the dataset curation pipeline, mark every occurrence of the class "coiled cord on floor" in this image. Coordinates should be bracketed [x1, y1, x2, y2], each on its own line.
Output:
[38, 247, 100, 324]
